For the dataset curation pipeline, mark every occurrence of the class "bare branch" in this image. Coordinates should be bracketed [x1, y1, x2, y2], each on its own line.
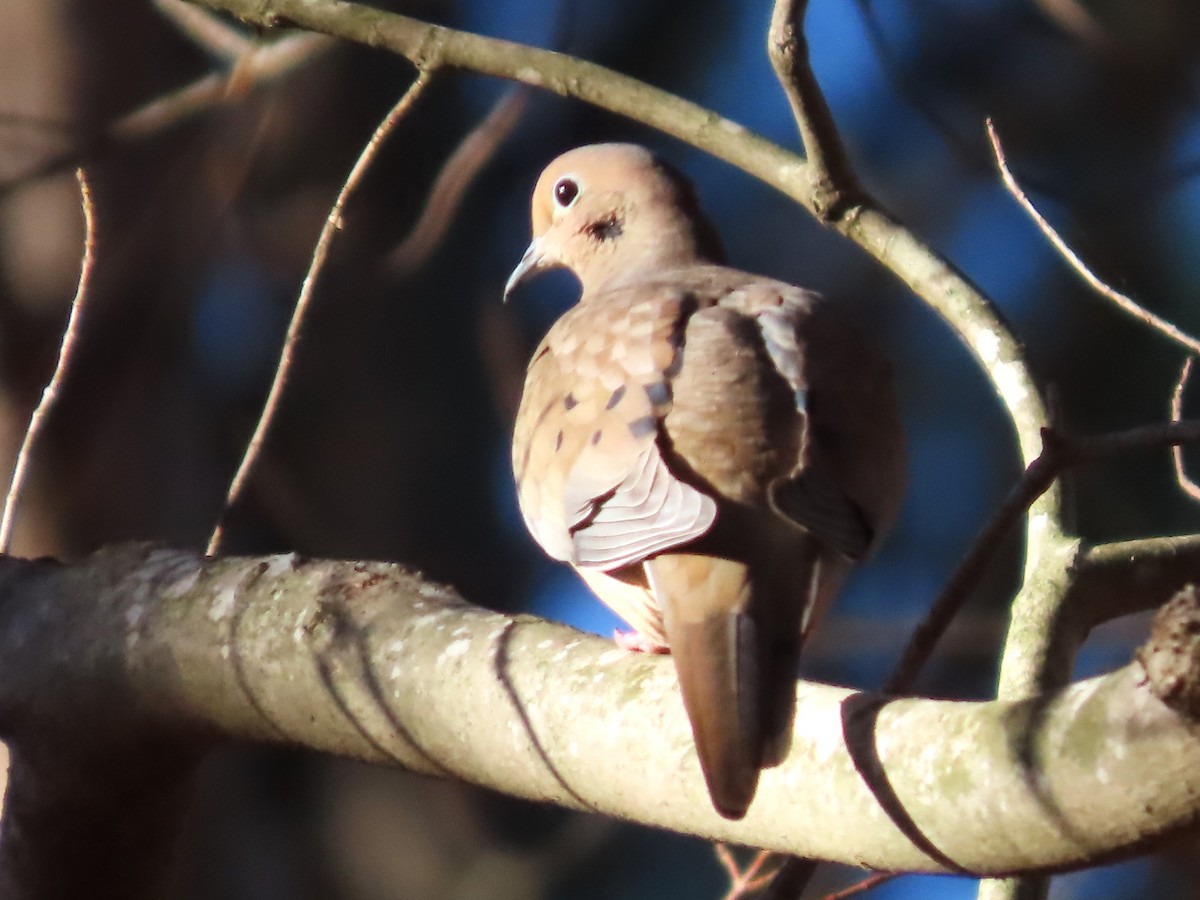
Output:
[207, 70, 434, 555]
[717, 846, 781, 899]
[987, 119, 1200, 356]
[187, 0, 808, 199]
[0, 170, 97, 553]
[389, 86, 527, 276]
[2, 32, 334, 197]
[1171, 358, 1200, 502]
[109, 33, 333, 142]
[2, 545, 1200, 890]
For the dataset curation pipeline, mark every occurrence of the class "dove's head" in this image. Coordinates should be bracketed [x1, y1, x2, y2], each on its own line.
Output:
[505, 143, 724, 299]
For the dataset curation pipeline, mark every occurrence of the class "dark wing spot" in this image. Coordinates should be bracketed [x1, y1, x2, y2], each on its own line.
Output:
[662, 295, 697, 379]
[591, 430, 603, 445]
[605, 384, 627, 410]
[555, 430, 564, 452]
[644, 381, 671, 408]
[564, 392, 578, 410]
[627, 416, 658, 439]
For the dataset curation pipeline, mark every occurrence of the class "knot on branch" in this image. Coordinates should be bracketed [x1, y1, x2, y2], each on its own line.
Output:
[1137, 585, 1200, 718]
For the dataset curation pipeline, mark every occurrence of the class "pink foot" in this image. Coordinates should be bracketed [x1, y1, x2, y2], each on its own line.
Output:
[613, 629, 669, 654]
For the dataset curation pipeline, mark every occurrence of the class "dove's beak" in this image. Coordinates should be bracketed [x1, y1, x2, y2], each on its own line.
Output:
[504, 238, 550, 301]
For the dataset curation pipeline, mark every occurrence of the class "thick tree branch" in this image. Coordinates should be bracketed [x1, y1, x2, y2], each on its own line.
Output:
[0, 545, 1199, 897]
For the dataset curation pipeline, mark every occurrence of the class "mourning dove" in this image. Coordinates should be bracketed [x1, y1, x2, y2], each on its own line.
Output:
[506, 143, 905, 820]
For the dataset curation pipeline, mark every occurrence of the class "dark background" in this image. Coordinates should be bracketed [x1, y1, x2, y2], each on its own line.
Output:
[1, 0, 1198, 897]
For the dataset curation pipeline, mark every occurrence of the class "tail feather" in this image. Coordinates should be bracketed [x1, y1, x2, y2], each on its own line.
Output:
[647, 543, 816, 819]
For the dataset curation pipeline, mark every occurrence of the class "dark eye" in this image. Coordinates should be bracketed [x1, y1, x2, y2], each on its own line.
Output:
[553, 177, 580, 208]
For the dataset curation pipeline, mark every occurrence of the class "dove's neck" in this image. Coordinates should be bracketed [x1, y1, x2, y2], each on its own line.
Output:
[579, 218, 723, 295]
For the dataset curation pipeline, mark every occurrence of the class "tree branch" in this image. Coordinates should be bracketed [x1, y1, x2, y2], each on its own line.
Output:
[191, 0, 809, 199]
[207, 70, 433, 554]
[0, 546, 1199, 895]
[1171, 358, 1200, 502]
[987, 119, 1200, 357]
[0, 171, 97, 553]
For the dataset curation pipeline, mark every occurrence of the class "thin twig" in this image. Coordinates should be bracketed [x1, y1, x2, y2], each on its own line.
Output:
[1, 32, 333, 198]
[716, 843, 746, 899]
[819, 872, 896, 900]
[154, 0, 254, 60]
[717, 846, 783, 900]
[1032, 0, 1115, 54]
[887, 418, 1200, 694]
[0, 170, 97, 553]
[1171, 357, 1200, 502]
[206, 69, 434, 556]
[389, 86, 527, 275]
[987, 118, 1200, 356]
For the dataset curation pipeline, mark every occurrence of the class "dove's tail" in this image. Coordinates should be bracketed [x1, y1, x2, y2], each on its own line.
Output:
[648, 537, 818, 820]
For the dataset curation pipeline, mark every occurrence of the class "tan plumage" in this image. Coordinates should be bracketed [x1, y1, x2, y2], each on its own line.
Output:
[506, 144, 905, 819]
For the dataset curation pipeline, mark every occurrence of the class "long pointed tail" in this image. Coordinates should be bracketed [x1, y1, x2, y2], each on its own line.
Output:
[647, 544, 816, 819]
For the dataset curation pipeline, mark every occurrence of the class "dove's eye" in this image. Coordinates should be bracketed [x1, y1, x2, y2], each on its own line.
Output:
[553, 177, 580, 209]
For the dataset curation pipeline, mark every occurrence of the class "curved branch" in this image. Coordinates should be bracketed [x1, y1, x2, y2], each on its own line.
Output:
[207, 70, 433, 554]
[0, 171, 97, 553]
[1, 546, 1199, 894]
[988, 120, 1200, 357]
[1070, 535, 1200, 631]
